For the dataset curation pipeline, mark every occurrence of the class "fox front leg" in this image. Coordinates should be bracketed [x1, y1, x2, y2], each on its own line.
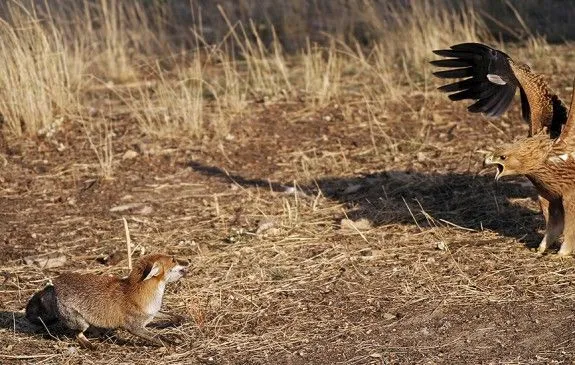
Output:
[125, 325, 166, 347]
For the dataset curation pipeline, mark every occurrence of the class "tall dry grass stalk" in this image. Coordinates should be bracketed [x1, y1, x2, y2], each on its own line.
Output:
[371, 1, 490, 87]
[90, 0, 137, 82]
[84, 120, 114, 179]
[301, 40, 343, 106]
[217, 6, 294, 99]
[0, 0, 498, 138]
[0, 4, 82, 136]
[130, 59, 212, 138]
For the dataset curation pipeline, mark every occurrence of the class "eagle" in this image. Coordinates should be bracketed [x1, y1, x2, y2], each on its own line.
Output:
[484, 86, 575, 255]
[431, 42, 574, 255]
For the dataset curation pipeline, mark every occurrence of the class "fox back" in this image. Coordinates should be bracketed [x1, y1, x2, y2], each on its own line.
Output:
[53, 273, 131, 328]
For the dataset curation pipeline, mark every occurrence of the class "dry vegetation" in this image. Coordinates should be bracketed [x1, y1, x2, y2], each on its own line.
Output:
[1, 0, 575, 364]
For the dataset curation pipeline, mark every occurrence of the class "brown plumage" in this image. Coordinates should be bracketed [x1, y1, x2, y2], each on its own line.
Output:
[431, 43, 567, 137]
[25, 254, 188, 349]
[484, 80, 575, 255]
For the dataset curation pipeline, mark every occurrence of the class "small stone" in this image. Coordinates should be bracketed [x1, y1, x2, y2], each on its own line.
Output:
[383, 312, 396, 320]
[136, 206, 154, 215]
[122, 150, 138, 160]
[436, 241, 448, 251]
[340, 218, 372, 232]
[110, 202, 145, 212]
[256, 219, 277, 236]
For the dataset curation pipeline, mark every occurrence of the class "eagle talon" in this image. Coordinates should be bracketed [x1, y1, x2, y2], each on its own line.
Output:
[537, 244, 547, 254]
[557, 247, 573, 257]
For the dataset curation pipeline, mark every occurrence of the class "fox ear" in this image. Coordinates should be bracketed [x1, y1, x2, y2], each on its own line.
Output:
[142, 262, 161, 281]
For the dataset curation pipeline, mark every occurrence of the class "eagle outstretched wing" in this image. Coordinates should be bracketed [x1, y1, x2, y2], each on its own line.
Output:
[431, 43, 567, 137]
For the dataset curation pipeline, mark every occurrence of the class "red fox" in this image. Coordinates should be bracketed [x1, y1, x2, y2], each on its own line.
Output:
[25, 254, 187, 349]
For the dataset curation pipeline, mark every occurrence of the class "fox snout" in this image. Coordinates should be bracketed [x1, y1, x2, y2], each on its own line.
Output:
[176, 264, 188, 276]
[166, 264, 188, 282]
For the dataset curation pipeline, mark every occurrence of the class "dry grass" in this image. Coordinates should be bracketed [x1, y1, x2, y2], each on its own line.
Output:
[129, 61, 210, 138]
[0, 4, 82, 136]
[0, 0, 493, 139]
[1, 1, 575, 364]
[84, 119, 114, 180]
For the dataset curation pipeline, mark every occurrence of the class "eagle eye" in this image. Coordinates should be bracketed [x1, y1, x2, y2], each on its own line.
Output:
[500, 155, 507, 161]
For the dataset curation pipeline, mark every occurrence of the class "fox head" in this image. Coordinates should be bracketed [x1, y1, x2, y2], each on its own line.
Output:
[128, 254, 188, 285]
[133, 254, 188, 284]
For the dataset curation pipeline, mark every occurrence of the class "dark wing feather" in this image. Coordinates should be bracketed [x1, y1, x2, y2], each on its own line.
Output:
[485, 86, 516, 117]
[437, 78, 477, 93]
[431, 42, 519, 118]
[551, 95, 568, 138]
[429, 59, 470, 68]
[557, 78, 575, 144]
[433, 68, 475, 79]
[519, 88, 531, 124]
[431, 42, 568, 137]
[448, 82, 498, 101]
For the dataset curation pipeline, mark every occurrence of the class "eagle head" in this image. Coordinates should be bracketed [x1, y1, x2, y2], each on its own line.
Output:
[484, 152, 522, 180]
[483, 134, 550, 180]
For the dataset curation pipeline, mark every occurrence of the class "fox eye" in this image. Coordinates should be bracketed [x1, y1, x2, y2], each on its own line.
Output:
[500, 155, 507, 160]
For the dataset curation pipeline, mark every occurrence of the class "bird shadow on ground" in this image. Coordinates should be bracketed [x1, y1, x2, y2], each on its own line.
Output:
[187, 160, 544, 248]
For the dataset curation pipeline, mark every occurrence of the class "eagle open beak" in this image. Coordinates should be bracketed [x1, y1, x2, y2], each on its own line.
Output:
[483, 154, 504, 181]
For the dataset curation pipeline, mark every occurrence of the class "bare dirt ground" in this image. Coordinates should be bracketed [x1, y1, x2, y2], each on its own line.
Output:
[2, 73, 575, 364]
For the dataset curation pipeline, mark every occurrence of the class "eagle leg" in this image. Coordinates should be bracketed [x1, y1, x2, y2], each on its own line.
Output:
[557, 197, 574, 256]
[538, 197, 564, 254]
[538, 196, 550, 223]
